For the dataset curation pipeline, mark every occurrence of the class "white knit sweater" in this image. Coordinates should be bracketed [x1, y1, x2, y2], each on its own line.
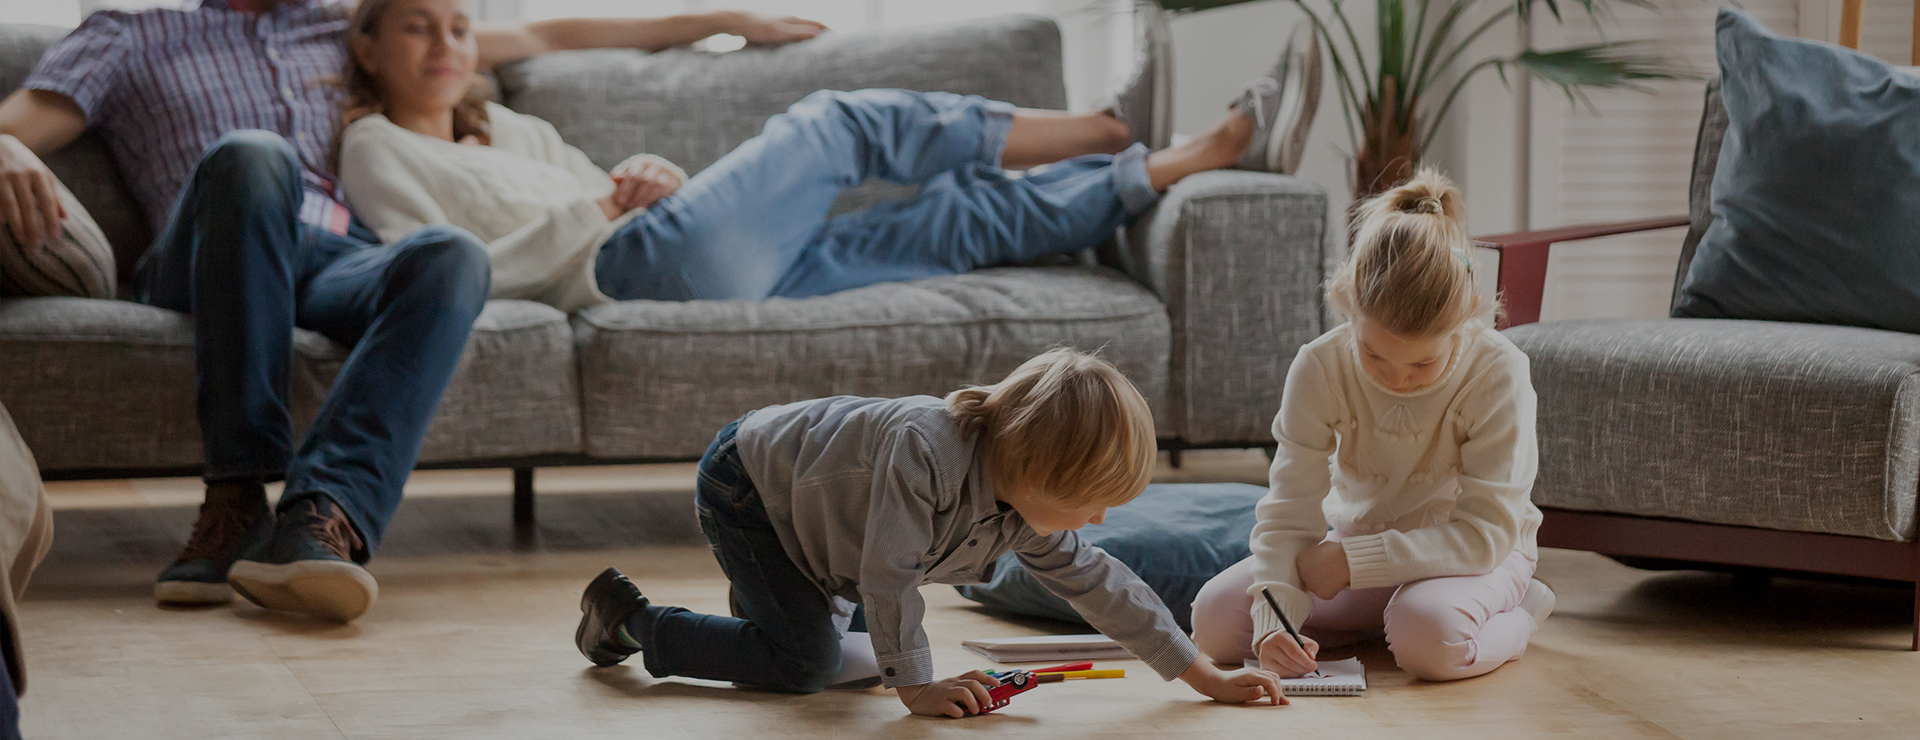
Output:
[337, 102, 683, 312]
[1246, 321, 1542, 649]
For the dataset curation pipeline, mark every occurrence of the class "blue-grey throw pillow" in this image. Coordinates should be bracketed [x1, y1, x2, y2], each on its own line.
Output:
[953, 482, 1263, 632]
[1673, 8, 1920, 332]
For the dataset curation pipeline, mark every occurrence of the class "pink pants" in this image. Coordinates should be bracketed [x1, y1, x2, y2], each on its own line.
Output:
[1190, 541, 1538, 682]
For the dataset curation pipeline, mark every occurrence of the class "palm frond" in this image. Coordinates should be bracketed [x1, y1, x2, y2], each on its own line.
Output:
[1509, 42, 1688, 92]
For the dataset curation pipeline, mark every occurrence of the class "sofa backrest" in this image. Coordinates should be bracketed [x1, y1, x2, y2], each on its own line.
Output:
[0, 24, 155, 289]
[498, 15, 1066, 174]
[1672, 81, 1728, 313]
[497, 15, 1066, 215]
[0, 14, 1066, 287]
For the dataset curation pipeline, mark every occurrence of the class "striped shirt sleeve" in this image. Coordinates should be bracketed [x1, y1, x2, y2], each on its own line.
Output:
[857, 427, 942, 689]
[21, 11, 133, 124]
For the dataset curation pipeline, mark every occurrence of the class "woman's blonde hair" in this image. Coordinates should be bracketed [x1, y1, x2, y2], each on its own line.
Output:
[331, 0, 494, 172]
[945, 348, 1157, 509]
[1327, 168, 1491, 337]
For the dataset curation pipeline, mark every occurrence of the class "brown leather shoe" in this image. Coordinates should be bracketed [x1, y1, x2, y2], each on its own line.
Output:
[154, 480, 272, 606]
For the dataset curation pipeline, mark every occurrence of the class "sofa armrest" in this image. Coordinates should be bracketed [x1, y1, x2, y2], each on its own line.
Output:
[1474, 216, 1689, 329]
[1100, 170, 1329, 446]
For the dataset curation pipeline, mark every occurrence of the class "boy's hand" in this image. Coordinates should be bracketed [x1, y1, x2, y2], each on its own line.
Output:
[1257, 629, 1321, 678]
[1178, 657, 1287, 706]
[1295, 540, 1351, 599]
[897, 670, 1001, 718]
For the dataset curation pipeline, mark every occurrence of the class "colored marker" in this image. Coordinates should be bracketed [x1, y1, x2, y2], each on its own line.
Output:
[1030, 661, 1094, 674]
[1035, 669, 1124, 680]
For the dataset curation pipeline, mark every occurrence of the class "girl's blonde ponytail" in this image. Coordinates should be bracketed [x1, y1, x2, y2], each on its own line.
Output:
[1327, 168, 1488, 337]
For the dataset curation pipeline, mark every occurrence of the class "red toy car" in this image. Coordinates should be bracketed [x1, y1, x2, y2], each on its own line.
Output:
[981, 671, 1039, 714]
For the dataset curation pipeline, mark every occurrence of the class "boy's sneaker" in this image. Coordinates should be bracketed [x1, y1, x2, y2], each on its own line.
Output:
[1232, 23, 1323, 175]
[1100, 1, 1174, 150]
[227, 495, 378, 623]
[155, 480, 273, 606]
[1519, 578, 1557, 625]
[577, 567, 650, 667]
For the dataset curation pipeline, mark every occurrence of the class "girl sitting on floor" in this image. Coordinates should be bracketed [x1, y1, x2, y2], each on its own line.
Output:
[1189, 170, 1554, 682]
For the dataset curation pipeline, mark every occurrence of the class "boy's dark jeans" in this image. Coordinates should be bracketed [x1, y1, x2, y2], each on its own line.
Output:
[639, 420, 845, 693]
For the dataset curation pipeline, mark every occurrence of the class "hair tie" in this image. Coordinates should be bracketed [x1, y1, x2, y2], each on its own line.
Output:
[1451, 247, 1472, 272]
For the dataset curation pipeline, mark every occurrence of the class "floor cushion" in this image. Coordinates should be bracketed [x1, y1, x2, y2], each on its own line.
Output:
[954, 482, 1263, 632]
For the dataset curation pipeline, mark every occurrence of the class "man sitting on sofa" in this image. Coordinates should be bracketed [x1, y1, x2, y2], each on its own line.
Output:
[0, 0, 825, 623]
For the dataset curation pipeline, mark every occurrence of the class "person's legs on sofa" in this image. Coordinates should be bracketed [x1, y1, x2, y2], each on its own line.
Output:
[135, 130, 308, 606]
[228, 225, 491, 623]
[593, 89, 1019, 301]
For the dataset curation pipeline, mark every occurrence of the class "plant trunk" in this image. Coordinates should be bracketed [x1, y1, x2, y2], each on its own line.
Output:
[1353, 76, 1419, 203]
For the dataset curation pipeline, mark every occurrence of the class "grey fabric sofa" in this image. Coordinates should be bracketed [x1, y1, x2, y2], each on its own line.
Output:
[0, 16, 1329, 526]
[1480, 81, 1920, 648]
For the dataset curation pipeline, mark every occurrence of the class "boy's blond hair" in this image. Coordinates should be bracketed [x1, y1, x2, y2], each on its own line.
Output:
[1327, 168, 1493, 337]
[944, 348, 1156, 509]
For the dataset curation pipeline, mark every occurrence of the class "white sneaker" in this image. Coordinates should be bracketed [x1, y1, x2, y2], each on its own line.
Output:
[1519, 578, 1557, 625]
[1099, 1, 1174, 150]
[1232, 23, 1323, 175]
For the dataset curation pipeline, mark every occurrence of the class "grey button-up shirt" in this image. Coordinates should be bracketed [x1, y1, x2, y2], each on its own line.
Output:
[735, 395, 1199, 689]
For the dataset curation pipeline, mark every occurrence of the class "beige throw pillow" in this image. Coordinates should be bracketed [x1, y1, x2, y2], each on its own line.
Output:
[0, 178, 116, 299]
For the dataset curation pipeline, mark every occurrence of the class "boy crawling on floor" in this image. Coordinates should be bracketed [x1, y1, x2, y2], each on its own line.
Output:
[573, 348, 1284, 717]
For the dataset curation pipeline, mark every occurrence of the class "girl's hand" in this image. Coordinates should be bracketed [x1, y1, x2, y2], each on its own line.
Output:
[1295, 540, 1352, 600]
[897, 670, 1000, 718]
[1179, 658, 1286, 706]
[1256, 629, 1320, 678]
[610, 160, 682, 212]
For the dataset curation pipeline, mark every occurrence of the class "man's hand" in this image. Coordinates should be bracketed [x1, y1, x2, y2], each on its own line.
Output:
[896, 670, 1000, 718]
[610, 159, 682, 212]
[1178, 658, 1286, 706]
[0, 134, 66, 252]
[1296, 539, 1351, 600]
[716, 11, 828, 46]
[1256, 629, 1321, 678]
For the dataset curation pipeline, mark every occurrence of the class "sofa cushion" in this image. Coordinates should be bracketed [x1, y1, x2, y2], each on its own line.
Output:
[1505, 318, 1920, 542]
[0, 298, 580, 471]
[1673, 9, 1920, 333]
[296, 300, 583, 464]
[953, 482, 1264, 632]
[573, 266, 1171, 459]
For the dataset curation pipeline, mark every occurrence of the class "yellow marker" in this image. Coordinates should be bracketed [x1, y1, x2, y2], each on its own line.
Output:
[1036, 669, 1126, 680]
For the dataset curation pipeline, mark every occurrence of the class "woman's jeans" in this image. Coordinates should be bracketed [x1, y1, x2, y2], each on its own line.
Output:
[634, 420, 846, 693]
[593, 89, 1159, 301]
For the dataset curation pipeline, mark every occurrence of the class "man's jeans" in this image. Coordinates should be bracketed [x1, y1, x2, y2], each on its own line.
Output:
[135, 130, 491, 553]
[593, 89, 1159, 301]
[637, 420, 845, 693]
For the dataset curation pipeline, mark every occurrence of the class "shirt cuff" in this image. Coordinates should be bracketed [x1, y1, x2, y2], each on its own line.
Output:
[611, 153, 688, 183]
[1341, 533, 1396, 590]
[876, 646, 934, 689]
[1247, 582, 1313, 653]
[1132, 630, 1202, 681]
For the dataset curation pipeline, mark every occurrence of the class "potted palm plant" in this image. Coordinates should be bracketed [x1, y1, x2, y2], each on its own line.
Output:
[1153, 0, 1683, 199]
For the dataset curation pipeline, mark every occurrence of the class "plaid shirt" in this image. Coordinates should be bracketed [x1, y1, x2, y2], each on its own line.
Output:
[23, 0, 354, 235]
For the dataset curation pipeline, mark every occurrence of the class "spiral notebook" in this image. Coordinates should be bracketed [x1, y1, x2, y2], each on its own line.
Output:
[1246, 657, 1367, 696]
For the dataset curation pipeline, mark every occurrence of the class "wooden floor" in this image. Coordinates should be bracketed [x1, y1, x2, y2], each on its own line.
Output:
[20, 450, 1920, 739]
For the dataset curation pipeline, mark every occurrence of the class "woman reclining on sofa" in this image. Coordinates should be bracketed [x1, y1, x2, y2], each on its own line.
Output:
[335, 0, 1299, 311]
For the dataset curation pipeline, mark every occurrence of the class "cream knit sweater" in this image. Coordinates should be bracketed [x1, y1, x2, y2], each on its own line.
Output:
[1247, 321, 1542, 649]
[337, 102, 684, 312]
